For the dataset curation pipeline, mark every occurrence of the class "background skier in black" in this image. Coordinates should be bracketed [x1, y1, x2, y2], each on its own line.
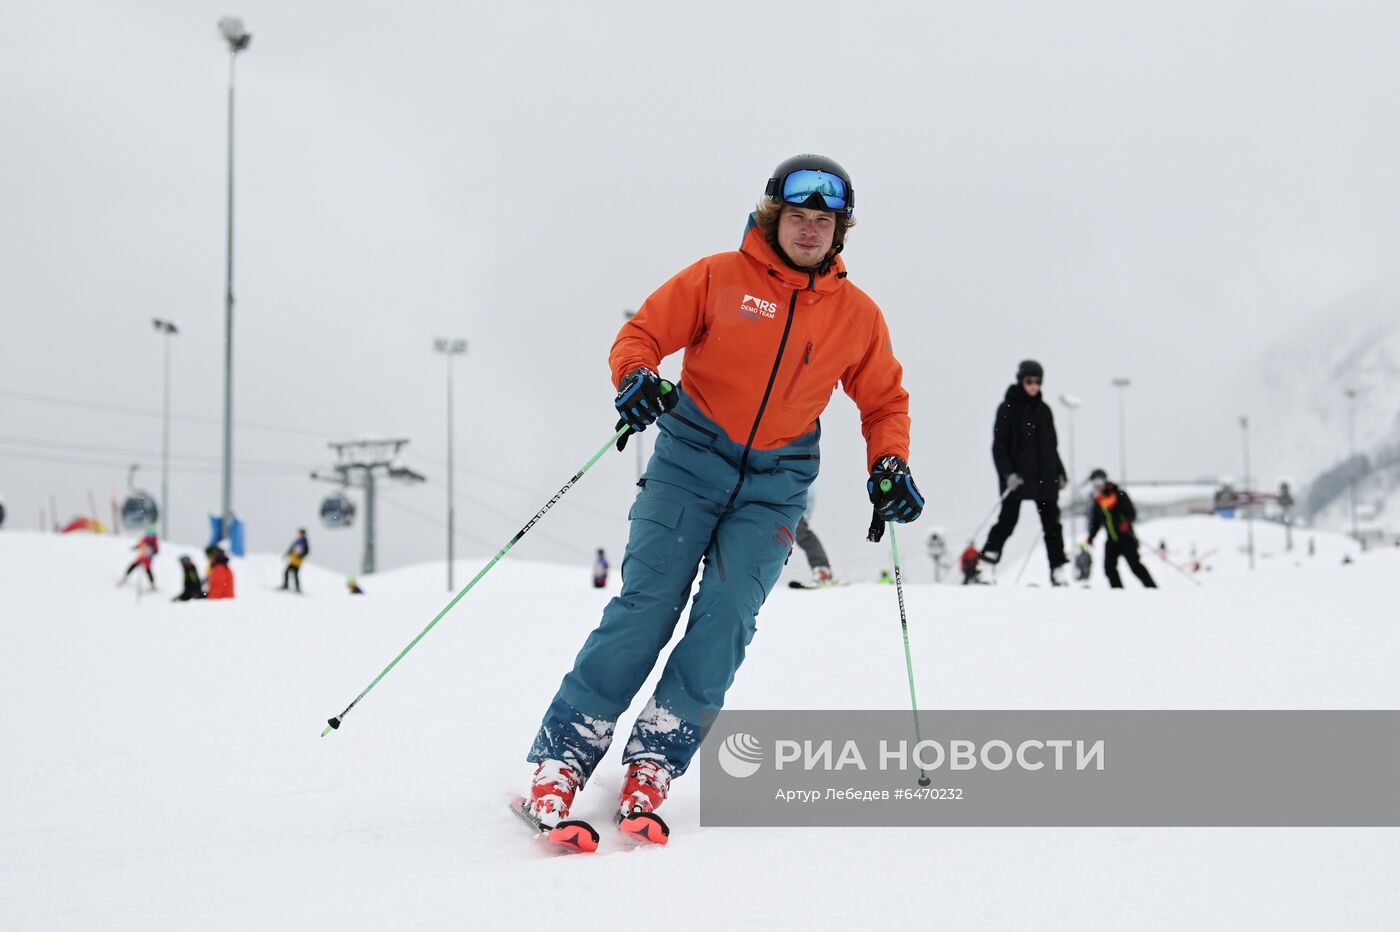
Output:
[1085, 468, 1157, 588]
[980, 359, 1069, 585]
[171, 555, 204, 602]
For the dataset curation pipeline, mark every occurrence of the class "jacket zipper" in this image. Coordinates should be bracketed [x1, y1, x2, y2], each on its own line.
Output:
[721, 271, 812, 514]
[781, 341, 814, 401]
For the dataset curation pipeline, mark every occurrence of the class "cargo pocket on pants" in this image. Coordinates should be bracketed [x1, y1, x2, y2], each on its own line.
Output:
[627, 491, 686, 575]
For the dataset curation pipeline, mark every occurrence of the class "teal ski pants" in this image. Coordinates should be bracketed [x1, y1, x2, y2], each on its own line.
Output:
[528, 389, 818, 778]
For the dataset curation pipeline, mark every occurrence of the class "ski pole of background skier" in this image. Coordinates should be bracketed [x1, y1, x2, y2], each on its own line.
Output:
[321, 384, 673, 736]
[968, 486, 1016, 549]
[1013, 529, 1044, 586]
[1153, 548, 1204, 587]
[871, 486, 931, 787]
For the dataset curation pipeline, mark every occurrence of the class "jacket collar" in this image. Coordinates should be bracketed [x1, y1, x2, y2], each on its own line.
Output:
[739, 214, 849, 294]
[1005, 383, 1044, 405]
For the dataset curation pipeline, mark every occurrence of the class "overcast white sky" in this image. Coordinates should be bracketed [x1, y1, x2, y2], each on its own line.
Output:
[3, 1, 1397, 580]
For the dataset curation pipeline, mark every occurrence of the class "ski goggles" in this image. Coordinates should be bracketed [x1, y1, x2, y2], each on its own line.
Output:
[766, 169, 853, 217]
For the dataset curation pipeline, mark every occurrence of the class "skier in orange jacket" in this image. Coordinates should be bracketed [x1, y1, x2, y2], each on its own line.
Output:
[523, 155, 922, 845]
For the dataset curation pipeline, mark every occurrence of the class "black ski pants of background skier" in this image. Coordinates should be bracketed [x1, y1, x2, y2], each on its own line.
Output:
[1103, 535, 1156, 588]
[123, 559, 154, 586]
[282, 564, 300, 593]
[984, 490, 1066, 570]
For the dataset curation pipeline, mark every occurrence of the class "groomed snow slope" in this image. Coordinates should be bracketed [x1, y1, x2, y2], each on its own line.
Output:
[3, 520, 1398, 930]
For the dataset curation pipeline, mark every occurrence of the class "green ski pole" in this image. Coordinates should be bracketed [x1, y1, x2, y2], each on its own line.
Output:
[878, 480, 931, 786]
[321, 384, 671, 737]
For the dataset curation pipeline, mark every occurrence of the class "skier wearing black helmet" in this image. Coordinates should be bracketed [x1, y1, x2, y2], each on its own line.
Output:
[517, 153, 918, 850]
[1085, 468, 1157, 588]
[979, 359, 1070, 585]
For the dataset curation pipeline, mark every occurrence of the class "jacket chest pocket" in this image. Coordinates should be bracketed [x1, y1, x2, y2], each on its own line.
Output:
[781, 341, 815, 401]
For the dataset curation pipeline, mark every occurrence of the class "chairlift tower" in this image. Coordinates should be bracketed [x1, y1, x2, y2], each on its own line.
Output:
[311, 438, 425, 575]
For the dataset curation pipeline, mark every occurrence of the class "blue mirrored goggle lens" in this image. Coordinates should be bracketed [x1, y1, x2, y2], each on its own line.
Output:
[780, 169, 848, 210]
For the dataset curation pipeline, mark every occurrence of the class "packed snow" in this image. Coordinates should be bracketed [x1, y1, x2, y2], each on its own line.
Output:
[3, 517, 1399, 930]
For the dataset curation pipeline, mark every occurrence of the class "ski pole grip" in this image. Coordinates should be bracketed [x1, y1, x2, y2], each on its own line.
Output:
[658, 379, 678, 415]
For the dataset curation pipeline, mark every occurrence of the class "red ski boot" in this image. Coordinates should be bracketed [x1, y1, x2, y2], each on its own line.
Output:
[510, 760, 599, 853]
[617, 759, 672, 846]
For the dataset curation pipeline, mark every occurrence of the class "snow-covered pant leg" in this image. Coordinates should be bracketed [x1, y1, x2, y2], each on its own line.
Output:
[623, 498, 803, 777]
[1034, 496, 1068, 569]
[527, 479, 718, 780]
[1103, 540, 1125, 588]
[794, 514, 830, 571]
[983, 491, 1025, 558]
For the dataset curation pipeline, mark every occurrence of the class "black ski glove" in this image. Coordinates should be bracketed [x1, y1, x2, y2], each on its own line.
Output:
[614, 368, 677, 451]
[868, 455, 925, 524]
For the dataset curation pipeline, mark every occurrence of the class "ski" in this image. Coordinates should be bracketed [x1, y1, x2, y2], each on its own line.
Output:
[508, 795, 600, 853]
[617, 810, 670, 846]
[787, 580, 849, 590]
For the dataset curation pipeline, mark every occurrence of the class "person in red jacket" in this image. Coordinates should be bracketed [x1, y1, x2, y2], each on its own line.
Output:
[522, 155, 922, 843]
[959, 543, 983, 585]
[204, 545, 236, 600]
[118, 525, 159, 589]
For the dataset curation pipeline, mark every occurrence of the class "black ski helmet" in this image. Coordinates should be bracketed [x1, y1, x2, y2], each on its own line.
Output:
[765, 154, 855, 221]
[1088, 468, 1108, 483]
[1016, 359, 1044, 380]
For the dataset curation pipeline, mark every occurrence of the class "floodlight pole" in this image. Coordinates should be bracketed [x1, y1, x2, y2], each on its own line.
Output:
[1240, 415, 1255, 571]
[152, 319, 179, 539]
[1111, 377, 1131, 482]
[435, 338, 468, 591]
[218, 18, 251, 544]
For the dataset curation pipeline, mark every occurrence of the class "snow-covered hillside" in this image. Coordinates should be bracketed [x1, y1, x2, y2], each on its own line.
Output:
[3, 524, 1398, 930]
[1251, 284, 1400, 539]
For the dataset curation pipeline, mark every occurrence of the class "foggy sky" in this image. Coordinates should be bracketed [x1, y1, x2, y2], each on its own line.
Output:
[3, 0, 1398, 580]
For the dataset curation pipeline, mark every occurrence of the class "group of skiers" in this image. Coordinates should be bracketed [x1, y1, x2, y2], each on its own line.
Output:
[727, 354, 1156, 592]
[118, 527, 237, 601]
[516, 154, 1168, 848]
[114, 527, 371, 600]
[963, 359, 1157, 589]
[172, 545, 235, 601]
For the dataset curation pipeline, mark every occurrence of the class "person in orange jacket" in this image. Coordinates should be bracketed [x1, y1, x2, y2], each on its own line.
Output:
[523, 154, 922, 839]
[204, 545, 235, 600]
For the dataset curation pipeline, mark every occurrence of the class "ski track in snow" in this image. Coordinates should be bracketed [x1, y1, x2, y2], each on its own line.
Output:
[2, 521, 1398, 930]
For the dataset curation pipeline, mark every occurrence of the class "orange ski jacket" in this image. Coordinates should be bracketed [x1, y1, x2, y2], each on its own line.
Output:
[609, 217, 910, 471]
